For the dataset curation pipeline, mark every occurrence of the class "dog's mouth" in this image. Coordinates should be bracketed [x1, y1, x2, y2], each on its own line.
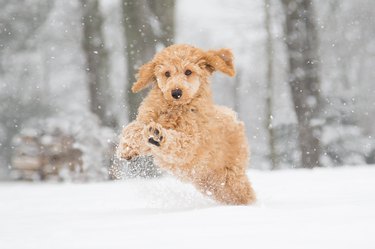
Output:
[160, 85, 198, 105]
[165, 93, 192, 105]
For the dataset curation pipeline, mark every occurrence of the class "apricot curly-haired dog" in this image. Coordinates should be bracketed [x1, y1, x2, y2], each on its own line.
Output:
[117, 44, 256, 205]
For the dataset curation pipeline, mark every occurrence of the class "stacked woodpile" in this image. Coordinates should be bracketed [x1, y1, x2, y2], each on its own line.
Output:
[11, 128, 83, 181]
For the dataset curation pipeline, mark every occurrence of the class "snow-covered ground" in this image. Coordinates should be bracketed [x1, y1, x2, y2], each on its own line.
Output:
[1, 167, 374, 249]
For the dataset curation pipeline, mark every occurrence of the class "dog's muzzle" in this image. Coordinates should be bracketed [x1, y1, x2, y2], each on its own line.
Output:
[171, 89, 182, 99]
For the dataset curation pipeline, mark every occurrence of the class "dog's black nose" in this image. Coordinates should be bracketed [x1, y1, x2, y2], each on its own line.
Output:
[171, 89, 182, 99]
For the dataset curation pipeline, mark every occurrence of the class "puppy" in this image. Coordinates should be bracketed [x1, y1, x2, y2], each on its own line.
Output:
[117, 44, 256, 205]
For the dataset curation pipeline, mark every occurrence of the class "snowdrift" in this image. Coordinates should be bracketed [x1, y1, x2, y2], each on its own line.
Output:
[1, 167, 374, 249]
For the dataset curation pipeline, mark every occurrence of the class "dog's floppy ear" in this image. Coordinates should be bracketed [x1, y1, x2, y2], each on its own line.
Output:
[131, 61, 156, 93]
[201, 48, 235, 77]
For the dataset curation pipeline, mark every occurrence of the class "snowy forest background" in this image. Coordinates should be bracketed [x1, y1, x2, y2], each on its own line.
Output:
[0, 0, 374, 181]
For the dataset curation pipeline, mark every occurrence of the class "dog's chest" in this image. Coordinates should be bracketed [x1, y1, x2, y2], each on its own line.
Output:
[157, 107, 198, 130]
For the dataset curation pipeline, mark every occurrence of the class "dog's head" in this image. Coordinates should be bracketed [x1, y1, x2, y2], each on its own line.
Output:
[131, 44, 235, 104]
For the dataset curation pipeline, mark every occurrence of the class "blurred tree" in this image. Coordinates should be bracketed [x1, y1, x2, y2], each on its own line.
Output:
[281, 0, 322, 168]
[81, 0, 117, 128]
[122, 0, 175, 121]
[264, 0, 278, 170]
[317, 0, 375, 165]
[0, 0, 54, 72]
[150, 0, 175, 47]
[0, 0, 53, 174]
[232, 69, 242, 113]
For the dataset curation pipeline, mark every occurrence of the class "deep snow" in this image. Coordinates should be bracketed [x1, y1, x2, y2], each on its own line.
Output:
[1, 167, 374, 249]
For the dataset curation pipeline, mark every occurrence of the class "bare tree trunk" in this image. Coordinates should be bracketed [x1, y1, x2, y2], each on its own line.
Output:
[122, 0, 175, 121]
[81, 0, 117, 128]
[232, 70, 242, 114]
[281, 0, 322, 168]
[122, 0, 157, 121]
[150, 0, 175, 47]
[264, 0, 278, 170]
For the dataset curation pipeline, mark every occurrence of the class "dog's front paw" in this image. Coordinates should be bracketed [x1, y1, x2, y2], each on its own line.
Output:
[144, 122, 164, 147]
[116, 142, 139, 160]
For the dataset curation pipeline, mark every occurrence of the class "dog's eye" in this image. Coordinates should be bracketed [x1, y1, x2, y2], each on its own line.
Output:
[185, 70, 192, 76]
[165, 71, 171, 78]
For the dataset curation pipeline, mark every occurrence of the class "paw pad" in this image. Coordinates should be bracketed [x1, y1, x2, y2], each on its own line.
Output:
[148, 137, 160, 147]
[146, 124, 164, 147]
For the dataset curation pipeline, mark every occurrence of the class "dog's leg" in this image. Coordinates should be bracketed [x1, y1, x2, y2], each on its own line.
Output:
[117, 121, 150, 160]
[217, 172, 256, 205]
[195, 168, 256, 205]
[143, 122, 197, 164]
